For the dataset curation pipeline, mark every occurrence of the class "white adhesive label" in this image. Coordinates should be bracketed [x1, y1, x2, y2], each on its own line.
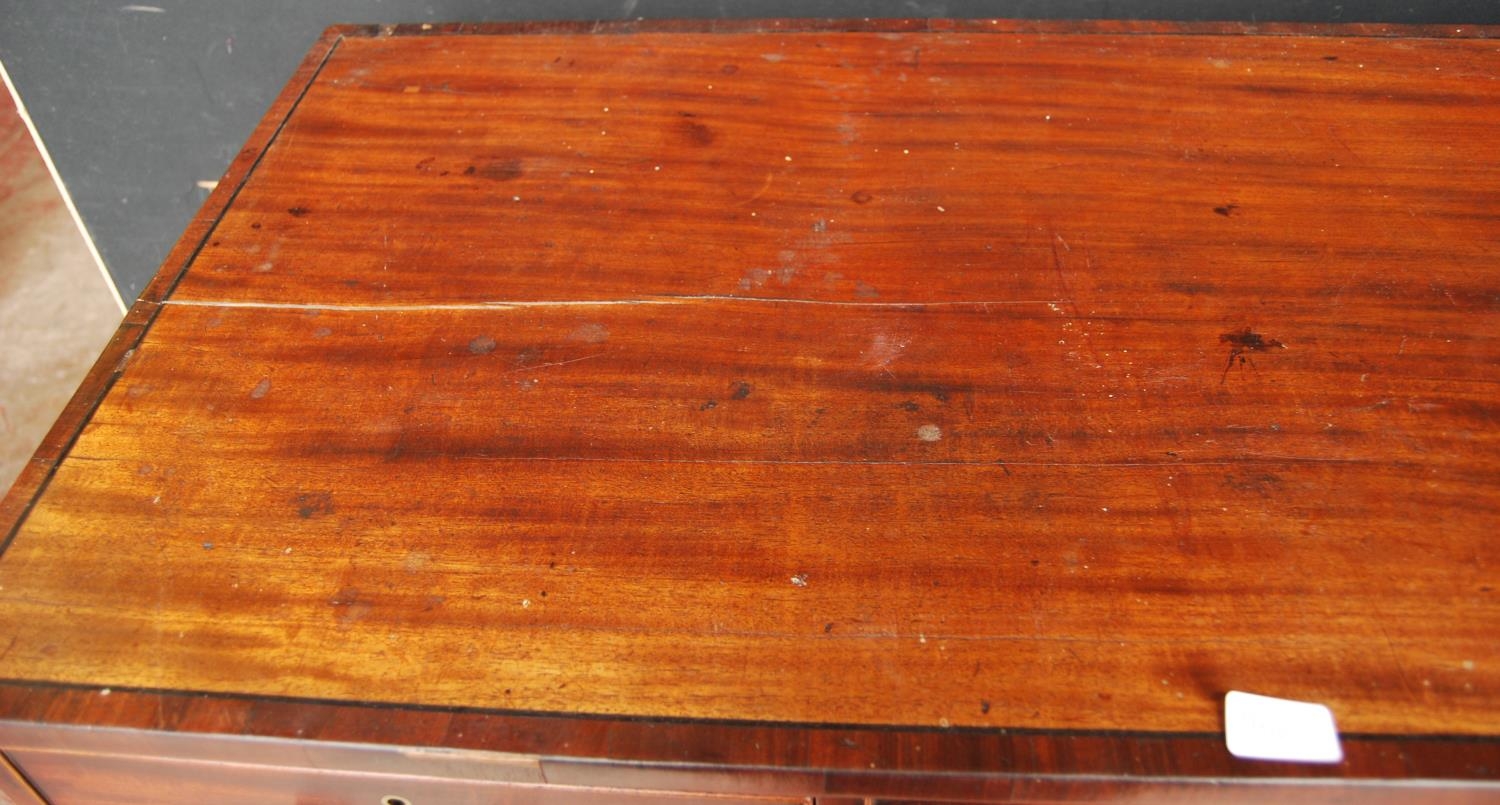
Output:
[1224, 691, 1343, 763]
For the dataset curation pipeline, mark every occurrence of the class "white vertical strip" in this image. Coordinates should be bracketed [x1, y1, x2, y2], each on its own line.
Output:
[0, 57, 129, 314]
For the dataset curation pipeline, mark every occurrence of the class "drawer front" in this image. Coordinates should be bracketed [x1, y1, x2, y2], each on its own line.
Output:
[9, 749, 811, 805]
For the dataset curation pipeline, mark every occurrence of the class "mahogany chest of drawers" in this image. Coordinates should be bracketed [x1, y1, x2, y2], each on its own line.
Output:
[1, 18, 1497, 804]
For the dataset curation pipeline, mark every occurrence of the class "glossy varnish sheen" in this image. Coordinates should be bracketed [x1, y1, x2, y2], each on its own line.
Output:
[0, 19, 1497, 798]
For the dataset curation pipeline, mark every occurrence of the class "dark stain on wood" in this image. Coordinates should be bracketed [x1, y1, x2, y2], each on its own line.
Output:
[1223, 472, 1283, 496]
[1163, 280, 1218, 295]
[474, 159, 523, 181]
[293, 492, 334, 519]
[1219, 328, 1287, 382]
[676, 118, 716, 146]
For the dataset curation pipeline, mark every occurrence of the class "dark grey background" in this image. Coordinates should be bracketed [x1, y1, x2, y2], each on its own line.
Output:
[1, 1, 1495, 302]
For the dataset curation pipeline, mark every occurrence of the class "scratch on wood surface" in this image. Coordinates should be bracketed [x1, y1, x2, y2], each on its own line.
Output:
[737, 171, 775, 205]
[501, 353, 606, 375]
[1330, 265, 1359, 306]
[1326, 124, 1358, 159]
[865, 332, 911, 369]
[1048, 233, 1105, 368]
[1380, 624, 1422, 703]
[1048, 236, 1078, 314]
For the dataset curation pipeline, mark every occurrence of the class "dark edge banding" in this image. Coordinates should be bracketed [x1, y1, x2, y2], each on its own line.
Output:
[349, 18, 1500, 42]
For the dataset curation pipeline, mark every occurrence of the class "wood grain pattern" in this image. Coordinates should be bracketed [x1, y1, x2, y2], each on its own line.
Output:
[0, 300, 1494, 734]
[180, 31, 1500, 313]
[1, 18, 1498, 799]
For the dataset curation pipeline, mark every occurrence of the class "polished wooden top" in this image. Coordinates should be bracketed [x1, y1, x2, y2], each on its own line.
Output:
[0, 19, 1496, 787]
